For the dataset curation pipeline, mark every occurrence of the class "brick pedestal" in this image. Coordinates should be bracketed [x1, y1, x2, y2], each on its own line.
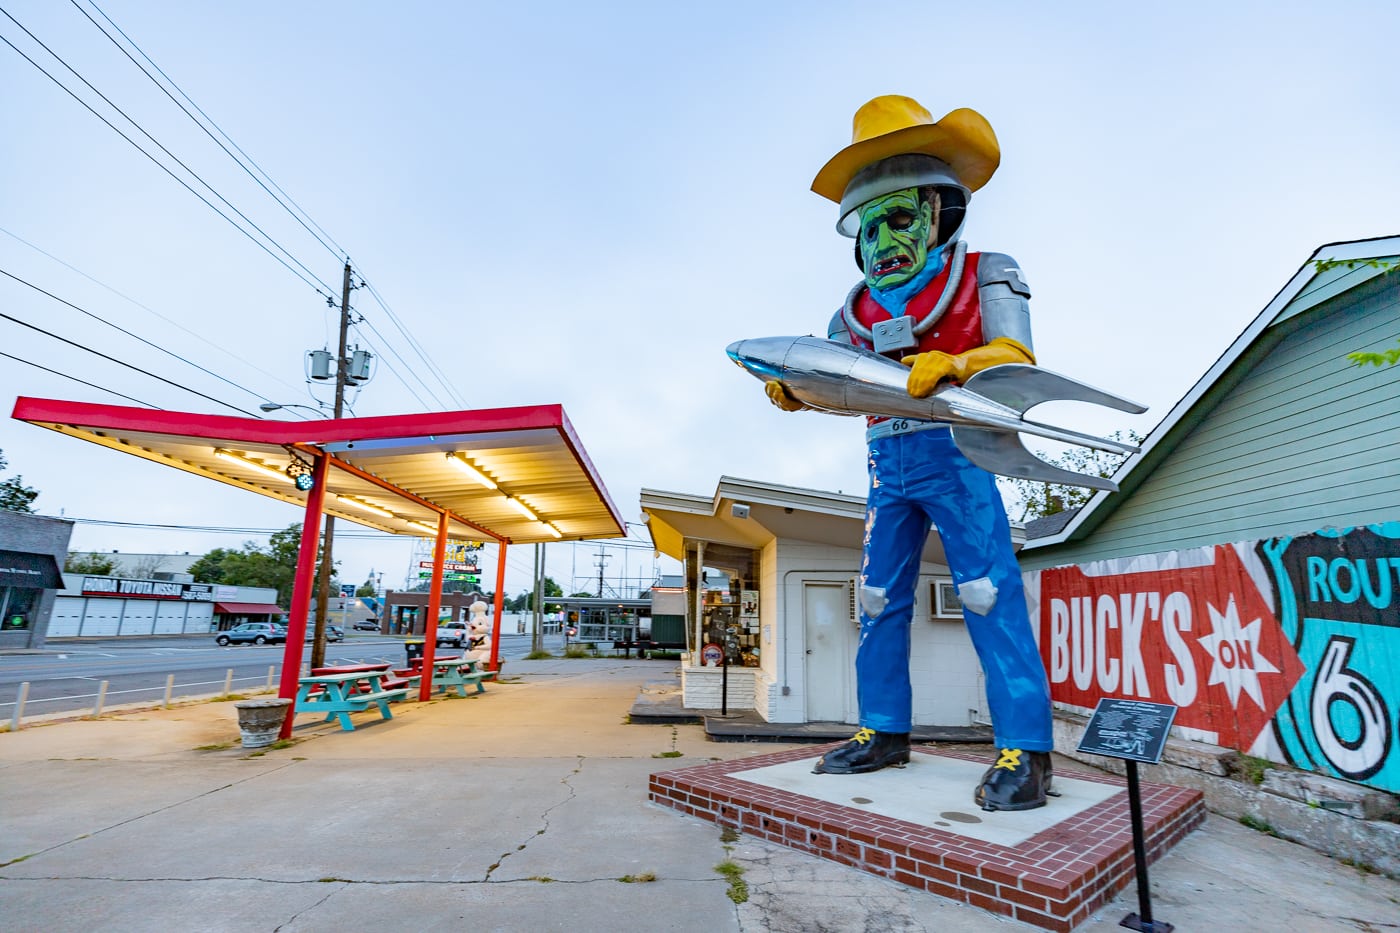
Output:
[650, 745, 1204, 932]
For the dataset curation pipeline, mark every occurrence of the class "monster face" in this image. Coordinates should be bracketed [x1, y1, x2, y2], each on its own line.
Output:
[857, 187, 936, 290]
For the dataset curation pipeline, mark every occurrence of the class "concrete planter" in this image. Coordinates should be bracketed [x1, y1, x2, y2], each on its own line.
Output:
[234, 698, 292, 748]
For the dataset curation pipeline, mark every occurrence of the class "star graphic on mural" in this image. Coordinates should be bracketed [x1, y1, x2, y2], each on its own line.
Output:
[1198, 595, 1280, 710]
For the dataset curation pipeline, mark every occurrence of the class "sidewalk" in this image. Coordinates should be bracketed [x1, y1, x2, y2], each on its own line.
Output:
[2, 658, 1398, 932]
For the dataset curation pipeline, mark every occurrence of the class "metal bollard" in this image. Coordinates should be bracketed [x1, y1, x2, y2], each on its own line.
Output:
[163, 673, 175, 707]
[92, 680, 109, 718]
[267, 665, 275, 690]
[10, 682, 28, 731]
[224, 669, 234, 696]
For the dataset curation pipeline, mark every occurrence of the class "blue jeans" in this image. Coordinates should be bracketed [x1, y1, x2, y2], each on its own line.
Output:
[857, 428, 1052, 751]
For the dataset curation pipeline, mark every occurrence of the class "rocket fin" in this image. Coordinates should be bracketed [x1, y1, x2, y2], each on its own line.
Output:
[950, 426, 1121, 491]
[963, 364, 1147, 416]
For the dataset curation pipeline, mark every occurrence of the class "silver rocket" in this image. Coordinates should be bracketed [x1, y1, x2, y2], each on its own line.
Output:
[725, 335, 1147, 491]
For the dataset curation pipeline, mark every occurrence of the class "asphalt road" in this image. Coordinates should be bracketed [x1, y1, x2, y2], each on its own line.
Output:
[1, 632, 568, 720]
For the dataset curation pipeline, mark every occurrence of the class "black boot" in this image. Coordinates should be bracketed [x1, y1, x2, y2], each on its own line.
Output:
[974, 748, 1053, 811]
[813, 728, 910, 774]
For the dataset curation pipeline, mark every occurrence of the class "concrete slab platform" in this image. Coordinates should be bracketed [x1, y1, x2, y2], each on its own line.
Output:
[651, 744, 1206, 932]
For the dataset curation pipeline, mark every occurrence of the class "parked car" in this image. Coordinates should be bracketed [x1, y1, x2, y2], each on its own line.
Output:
[301, 625, 344, 643]
[352, 619, 381, 632]
[215, 622, 287, 646]
[436, 620, 469, 648]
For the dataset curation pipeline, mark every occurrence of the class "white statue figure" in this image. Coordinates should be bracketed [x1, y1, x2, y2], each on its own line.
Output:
[465, 599, 492, 665]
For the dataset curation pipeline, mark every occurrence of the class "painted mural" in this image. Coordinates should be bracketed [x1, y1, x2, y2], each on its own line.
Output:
[1026, 522, 1400, 794]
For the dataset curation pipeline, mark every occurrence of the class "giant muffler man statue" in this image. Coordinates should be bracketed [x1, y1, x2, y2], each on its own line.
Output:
[767, 95, 1055, 811]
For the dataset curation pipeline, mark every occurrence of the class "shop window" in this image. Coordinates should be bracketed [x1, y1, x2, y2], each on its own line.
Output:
[0, 586, 37, 630]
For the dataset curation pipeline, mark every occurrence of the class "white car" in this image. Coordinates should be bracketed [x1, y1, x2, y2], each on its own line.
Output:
[435, 621, 469, 648]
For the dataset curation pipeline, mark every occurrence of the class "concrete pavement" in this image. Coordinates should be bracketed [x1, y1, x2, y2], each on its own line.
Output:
[2, 658, 1398, 932]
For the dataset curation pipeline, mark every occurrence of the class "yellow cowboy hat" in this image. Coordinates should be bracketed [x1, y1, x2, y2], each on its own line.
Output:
[810, 95, 1001, 204]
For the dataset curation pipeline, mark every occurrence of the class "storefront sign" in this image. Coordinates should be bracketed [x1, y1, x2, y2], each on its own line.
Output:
[82, 577, 215, 601]
[419, 561, 478, 572]
[0, 549, 62, 589]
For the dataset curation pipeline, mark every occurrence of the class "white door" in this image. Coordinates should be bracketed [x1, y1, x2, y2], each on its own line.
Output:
[804, 582, 853, 723]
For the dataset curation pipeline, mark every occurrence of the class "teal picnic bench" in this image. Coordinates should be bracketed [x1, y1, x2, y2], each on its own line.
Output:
[398, 656, 494, 698]
[295, 670, 409, 731]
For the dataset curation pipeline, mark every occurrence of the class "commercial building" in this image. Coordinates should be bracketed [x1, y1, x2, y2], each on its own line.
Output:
[642, 476, 994, 727]
[47, 576, 283, 637]
[0, 510, 73, 649]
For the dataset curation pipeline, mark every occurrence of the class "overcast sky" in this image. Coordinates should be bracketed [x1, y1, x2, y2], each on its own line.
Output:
[2, 1, 1397, 599]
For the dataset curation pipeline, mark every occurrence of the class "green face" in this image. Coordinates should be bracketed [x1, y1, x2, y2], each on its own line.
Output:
[858, 188, 935, 290]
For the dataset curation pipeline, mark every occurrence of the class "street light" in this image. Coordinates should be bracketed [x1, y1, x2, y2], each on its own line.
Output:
[259, 402, 327, 415]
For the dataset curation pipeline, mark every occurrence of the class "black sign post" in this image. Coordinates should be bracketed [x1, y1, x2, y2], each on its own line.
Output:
[1077, 698, 1179, 933]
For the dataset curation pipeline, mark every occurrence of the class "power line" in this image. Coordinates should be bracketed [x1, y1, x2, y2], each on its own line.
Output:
[0, 349, 159, 408]
[0, 300, 263, 417]
[351, 314, 439, 410]
[0, 225, 311, 401]
[358, 277, 469, 408]
[0, 12, 336, 300]
[63, 516, 419, 538]
[1, 267, 306, 417]
[71, 0, 347, 264]
[8, 4, 464, 421]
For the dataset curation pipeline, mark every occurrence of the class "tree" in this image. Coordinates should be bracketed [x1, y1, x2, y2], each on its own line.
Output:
[65, 552, 116, 575]
[126, 553, 171, 578]
[187, 524, 331, 606]
[0, 449, 39, 513]
[997, 430, 1144, 522]
[507, 576, 563, 612]
[355, 579, 378, 597]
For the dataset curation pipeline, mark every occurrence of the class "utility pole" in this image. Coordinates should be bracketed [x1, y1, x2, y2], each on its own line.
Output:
[530, 542, 544, 654]
[594, 549, 611, 598]
[310, 260, 353, 669]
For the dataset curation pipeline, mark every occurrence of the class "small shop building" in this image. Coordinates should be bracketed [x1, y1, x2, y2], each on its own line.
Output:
[0, 510, 73, 649]
[641, 476, 1010, 727]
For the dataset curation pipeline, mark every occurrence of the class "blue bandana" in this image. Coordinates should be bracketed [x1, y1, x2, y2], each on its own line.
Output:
[867, 246, 947, 318]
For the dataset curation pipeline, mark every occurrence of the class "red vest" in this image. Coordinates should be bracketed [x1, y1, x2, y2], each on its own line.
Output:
[850, 252, 984, 357]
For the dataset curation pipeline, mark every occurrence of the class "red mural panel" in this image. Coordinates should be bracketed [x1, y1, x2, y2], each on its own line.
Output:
[1038, 545, 1306, 748]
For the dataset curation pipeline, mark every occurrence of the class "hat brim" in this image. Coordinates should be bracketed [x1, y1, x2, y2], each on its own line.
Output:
[810, 107, 1000, 202]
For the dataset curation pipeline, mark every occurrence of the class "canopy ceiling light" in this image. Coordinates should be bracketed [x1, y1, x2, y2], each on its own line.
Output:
[506, 496, 539, 522]
[544, 522, 562, 539]
[335, 495, 396, 519]
[212, 448, 286, 482]
[446, 452, 497, 490]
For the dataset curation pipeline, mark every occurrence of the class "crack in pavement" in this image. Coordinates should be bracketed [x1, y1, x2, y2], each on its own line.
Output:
[0, 760, 297, 869]
[482, 755, 583, 882]
[273, 880, 345, 932]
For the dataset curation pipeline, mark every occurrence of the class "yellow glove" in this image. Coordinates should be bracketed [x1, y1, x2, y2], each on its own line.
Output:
[765, 380, 807, 412]
[901, 337, 1035, 398]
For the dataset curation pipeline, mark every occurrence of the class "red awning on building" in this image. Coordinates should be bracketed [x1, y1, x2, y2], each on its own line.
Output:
[214, 602, 286, 615]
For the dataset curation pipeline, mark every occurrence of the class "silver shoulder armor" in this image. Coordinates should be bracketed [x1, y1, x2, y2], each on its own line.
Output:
[976, 251, 1033, 352]
[828, 307, 853, 343]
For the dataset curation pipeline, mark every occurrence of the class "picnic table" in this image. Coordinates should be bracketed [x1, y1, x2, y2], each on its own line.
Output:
[414, 656, 492, 697]
[294, 670, 409, 731]
[309, 663, 404, 694]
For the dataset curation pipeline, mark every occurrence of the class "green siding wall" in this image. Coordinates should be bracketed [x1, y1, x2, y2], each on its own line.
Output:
[1024, 273, 1400, 569]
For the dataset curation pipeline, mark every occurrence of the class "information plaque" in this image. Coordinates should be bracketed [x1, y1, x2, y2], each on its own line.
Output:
[1076, 698, 1181, 933]
[1077, 698, 1177, 764]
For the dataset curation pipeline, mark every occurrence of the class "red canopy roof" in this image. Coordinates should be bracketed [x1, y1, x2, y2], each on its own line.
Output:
[11, 397, 625, 544]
